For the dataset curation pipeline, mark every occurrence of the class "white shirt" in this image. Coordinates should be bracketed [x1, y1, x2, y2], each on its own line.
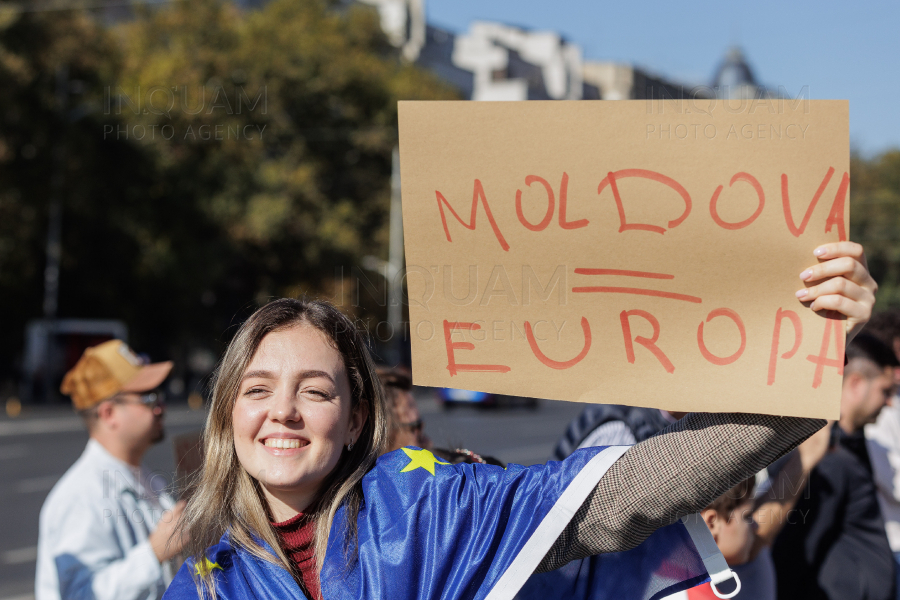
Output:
[35, 439, 176, 600]
[866, 402, 900, 552]
[575, 409, 678, 449]
[577, 420, 638, 448]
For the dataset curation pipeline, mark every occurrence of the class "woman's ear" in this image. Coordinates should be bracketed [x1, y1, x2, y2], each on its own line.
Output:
[349, 398, 369, 442]
[702, 508, 721, 542]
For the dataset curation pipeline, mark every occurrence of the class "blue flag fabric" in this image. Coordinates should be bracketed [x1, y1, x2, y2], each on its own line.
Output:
[160, 527, 308, 600]
[164, 446, 710, 600]
[515, 523, 710, 600]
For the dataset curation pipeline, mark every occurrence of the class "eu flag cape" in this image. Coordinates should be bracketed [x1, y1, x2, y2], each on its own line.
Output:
[164, 445, 722, 600]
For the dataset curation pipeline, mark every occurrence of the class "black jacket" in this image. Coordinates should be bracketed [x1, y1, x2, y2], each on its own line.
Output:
[773, 425, 895, 600]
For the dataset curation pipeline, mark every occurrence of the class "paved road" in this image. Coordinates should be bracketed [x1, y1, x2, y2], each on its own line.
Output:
[0, 393, 585, 600]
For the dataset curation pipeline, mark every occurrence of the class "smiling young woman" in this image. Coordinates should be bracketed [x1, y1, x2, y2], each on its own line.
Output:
[165, 243, 878, 600]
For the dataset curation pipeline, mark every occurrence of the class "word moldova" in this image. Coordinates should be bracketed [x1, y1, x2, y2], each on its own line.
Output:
[443, 306, 845, 391]
[436, 167, 848, 249]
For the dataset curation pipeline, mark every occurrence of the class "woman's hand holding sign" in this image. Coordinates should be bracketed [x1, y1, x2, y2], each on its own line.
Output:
[797, 241, 877, 342]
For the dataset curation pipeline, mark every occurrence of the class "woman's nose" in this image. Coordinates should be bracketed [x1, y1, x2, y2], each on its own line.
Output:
[270, 389, 302, 422]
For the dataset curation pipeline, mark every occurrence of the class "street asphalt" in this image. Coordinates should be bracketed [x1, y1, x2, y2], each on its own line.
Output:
[0, 392, 585, 600]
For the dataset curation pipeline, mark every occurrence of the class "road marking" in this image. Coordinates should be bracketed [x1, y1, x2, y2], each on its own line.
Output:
[0, 418, 82, 437]
[1, 546, 37, 565]
[14, 476, 59, 494]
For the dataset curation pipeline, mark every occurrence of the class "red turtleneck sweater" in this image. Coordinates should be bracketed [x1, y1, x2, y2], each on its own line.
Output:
[272, 512, 321, 600]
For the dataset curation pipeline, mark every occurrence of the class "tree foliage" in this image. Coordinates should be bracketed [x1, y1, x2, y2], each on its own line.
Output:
[0, 0, 456, 388]
[851, 150, 900, 310]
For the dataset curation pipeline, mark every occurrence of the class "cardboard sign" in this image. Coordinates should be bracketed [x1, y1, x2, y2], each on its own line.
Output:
[398, 100, 848, 419]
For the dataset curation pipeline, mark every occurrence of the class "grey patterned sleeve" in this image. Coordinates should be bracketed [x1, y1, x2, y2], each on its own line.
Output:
[535, 413, 826, 573]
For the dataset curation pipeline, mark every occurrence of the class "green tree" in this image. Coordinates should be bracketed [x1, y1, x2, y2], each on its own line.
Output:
[0, 8, 148, 386]
[850, 150, 900, 309]
[0, 0, 456, 398]
[111, 0, 456, 351]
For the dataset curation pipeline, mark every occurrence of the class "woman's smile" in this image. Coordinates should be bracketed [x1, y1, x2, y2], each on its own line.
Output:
[261, 434, 311, 452]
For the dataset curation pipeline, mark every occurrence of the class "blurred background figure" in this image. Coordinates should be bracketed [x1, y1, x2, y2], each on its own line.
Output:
[664, 478, 757, 600]
[864, 310, 900, 600]
[561, 402, 831, 600]
[553, 404, 679, 452]
[377, 366, 431, 452]
[376, 366, 504, 466]
[431, 447, 505, 468]
[773, 333, 899, 600]
[35, 340, 187, 600]
[663, 425, 832, 600]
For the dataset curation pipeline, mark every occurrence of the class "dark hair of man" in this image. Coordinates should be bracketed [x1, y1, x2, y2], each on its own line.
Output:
[706, 476, 756, 516]
[376, 366, 412, 409]
[846, 332, 900, 377]
[865, 310, 900, 348]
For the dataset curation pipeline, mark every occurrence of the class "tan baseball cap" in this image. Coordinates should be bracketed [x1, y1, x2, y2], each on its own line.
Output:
[60, 340, 173, 410]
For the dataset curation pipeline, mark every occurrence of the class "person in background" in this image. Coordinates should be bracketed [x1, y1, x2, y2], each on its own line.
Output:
[662, 424, 832, 600]
[376, 366, 505, 466]
[663, 477, 757, 600]
[553, 404, 680, 456]
[773, 333, 899, 600]
[557, 403, 832, 600]
[376, 366, 431, 452]
[864, 310, 900, 600]
[35, 340, 189, 600]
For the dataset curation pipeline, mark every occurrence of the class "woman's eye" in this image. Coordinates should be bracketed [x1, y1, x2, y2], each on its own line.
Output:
[244, 387, 266, 396]
[304, 389, 330, 399]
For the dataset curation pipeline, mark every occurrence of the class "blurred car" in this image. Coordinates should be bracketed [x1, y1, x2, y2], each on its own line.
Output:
[438, 388, 538, 410]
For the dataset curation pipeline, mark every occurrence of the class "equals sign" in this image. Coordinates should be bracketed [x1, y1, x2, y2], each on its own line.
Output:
[572, 268, 702, 303]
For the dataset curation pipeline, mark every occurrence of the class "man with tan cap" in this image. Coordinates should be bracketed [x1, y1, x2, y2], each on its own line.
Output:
[35, 340, 188, 600]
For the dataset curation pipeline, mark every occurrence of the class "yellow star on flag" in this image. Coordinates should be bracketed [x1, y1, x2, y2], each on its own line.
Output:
[194, 557, 223, 576]
[400, 447, 450, 476]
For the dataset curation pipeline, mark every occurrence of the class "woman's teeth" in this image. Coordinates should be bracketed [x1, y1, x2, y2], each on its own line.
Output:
[264, 439, 304, 449]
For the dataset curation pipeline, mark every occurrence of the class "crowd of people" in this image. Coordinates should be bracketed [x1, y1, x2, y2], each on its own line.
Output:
[31, 241, 900, 600]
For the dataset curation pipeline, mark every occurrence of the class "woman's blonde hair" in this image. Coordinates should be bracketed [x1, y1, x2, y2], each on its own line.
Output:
[181, 298, 389, 597]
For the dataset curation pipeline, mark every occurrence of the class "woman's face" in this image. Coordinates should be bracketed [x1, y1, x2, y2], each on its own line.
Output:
[232, 323, 365, 516]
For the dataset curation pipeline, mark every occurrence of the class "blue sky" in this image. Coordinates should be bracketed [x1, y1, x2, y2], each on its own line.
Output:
[426, 0, 899, 157]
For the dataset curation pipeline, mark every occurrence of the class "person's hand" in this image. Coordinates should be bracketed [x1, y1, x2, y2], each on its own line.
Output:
[149, 500, 189, 563]
[797, 242, 877, 342]
[797, 420, 834, 472]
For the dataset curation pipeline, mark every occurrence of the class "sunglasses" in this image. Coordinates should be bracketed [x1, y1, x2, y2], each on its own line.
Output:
[115, 391, 165, 410]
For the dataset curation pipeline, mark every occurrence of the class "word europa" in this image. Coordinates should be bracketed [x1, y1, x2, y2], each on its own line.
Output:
[443, 307, 844, 390]
[436, 167, 848, 249]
